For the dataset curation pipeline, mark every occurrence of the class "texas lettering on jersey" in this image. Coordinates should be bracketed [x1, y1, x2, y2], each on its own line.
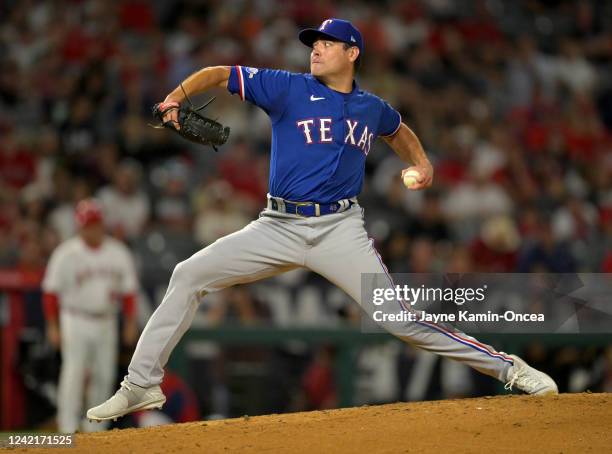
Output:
[296, 118, 374, 155]
[228, 65, 402, 203]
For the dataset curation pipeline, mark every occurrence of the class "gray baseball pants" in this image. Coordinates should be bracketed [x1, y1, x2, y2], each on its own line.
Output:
[128, 202, 513, 387]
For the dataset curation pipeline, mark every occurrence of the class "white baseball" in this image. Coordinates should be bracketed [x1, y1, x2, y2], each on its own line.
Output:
[403, 169, 421, 188]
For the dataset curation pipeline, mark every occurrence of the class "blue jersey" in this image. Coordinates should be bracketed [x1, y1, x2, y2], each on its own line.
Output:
[227, 65, 401, 204]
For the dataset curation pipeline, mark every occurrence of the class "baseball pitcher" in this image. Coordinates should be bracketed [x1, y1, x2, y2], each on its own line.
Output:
[88, 19, 557, 422]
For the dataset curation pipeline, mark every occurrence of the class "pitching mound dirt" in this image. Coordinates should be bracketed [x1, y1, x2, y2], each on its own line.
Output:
[12, 393, 611, 453]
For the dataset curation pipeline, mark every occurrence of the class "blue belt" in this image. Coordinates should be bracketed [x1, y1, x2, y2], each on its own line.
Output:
[268, 198, 354, 217]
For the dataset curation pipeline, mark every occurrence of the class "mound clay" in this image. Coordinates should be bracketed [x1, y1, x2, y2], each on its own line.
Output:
[14, 393, 611, 453]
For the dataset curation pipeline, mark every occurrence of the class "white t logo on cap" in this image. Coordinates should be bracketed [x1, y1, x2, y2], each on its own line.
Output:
[320, 19, 333, 30]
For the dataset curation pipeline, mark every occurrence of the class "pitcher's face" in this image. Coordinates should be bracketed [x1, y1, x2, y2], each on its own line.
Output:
[310, 39, 358, 77]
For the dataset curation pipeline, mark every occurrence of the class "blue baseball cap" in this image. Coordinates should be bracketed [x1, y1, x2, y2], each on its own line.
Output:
[299, 18, 364, 54]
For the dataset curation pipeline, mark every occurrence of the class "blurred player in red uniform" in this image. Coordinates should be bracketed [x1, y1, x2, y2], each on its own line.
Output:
[42, 199, 139, 432]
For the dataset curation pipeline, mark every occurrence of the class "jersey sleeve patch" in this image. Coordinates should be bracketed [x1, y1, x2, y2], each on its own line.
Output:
[227, 66, 292, 119]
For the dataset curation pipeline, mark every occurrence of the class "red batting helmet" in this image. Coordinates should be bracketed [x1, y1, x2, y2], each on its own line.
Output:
[74, 199, 104, 227]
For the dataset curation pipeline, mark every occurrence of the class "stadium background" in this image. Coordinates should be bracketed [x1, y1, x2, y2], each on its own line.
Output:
[0, 0, 611, 431]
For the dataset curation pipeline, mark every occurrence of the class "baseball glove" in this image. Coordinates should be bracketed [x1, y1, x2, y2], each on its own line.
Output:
[151, 86, 230, 151]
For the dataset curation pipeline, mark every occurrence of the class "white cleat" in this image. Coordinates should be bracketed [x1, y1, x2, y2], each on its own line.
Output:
[504, 355, 558, 396]
[86, 376, 166, 422]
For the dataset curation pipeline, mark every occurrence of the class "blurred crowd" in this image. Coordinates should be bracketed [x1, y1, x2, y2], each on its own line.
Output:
[2, 0, 612, 422]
